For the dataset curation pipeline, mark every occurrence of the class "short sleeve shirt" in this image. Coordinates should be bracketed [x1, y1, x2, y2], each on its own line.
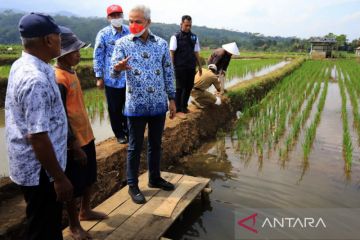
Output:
[5, 52, 68, 186]
[169, 35, 200, 52]
[55, 67, 94, 147]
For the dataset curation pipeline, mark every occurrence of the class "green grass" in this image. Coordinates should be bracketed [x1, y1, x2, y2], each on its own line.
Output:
[0, 65, 11, 79]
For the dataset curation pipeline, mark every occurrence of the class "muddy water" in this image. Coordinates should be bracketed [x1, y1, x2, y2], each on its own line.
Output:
[165, 81, 360, 239]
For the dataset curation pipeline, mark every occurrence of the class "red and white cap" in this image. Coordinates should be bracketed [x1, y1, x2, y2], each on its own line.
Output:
[107, 5, 123, 16]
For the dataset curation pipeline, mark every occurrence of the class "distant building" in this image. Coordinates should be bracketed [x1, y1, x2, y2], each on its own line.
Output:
[309, 37, 336, 59]
[356, 46, 360, 56]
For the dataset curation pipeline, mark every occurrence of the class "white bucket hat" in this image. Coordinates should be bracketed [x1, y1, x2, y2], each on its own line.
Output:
[222, 42, 240, 55]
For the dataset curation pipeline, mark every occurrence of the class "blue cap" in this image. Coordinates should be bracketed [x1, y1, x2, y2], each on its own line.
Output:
[18, 12, 61, 38]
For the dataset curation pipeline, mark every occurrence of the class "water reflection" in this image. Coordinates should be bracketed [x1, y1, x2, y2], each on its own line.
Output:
[225, 61, 290, 89]
[165, 130, 360, 240]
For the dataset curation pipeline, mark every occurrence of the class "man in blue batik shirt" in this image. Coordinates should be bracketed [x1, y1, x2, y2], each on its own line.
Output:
[93, 4, 130, 144]
[110, 5, 177, 205]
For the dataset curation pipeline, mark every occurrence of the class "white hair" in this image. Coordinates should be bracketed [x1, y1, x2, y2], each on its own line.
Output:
[21, 37, 43, 48]
[130, 5, 151, 20]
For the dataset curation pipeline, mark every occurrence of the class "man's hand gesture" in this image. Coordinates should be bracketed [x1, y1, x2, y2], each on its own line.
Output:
[114, 56, 132, 71]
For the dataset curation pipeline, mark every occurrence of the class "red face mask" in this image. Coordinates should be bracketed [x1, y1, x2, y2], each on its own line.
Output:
[130, 23, 145, 35]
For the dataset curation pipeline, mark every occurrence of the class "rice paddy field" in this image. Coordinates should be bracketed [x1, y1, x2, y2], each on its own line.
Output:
[235, 59, 360, 180]
[226, 58, 282, 80]
[165, 59, 360, 239]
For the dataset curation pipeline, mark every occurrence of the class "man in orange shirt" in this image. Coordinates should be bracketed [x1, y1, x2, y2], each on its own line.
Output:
[55, 26, 107, 240]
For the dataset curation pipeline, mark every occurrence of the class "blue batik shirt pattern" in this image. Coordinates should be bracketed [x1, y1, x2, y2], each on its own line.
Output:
[110, 31, 176, 117]
[5, 52, 67, 186]
[93, 24, 130, 88]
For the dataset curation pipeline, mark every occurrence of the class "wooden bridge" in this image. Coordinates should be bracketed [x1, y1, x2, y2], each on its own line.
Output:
[63, 171, 211, 240]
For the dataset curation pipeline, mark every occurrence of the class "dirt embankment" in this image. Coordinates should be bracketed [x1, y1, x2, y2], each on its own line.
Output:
[0, 99, 234, 239]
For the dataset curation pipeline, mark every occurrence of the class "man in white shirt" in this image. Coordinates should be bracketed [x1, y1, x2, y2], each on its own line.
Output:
[169, 15, 202, 119]
[5, 13, 73, 240]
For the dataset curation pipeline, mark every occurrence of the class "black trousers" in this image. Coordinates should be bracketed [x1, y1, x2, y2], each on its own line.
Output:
[104, 86, 128, 139]
[175, 68, 196, 113]
[20, 169, 63, 240]
[126, 115, 166, 186]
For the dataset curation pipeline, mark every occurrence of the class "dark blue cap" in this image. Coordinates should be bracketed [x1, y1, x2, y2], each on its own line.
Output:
[18, 12, 61, 38]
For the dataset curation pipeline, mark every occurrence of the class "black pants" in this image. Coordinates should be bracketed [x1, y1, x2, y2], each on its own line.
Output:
[104, 86, 127, 139]
[20, 169, 63, 240]
[175, 68, 196, 113]
[127, 115, 166, 186]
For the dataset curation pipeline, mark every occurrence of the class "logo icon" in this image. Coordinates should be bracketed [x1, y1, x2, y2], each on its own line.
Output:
[237, 213, 258, 234]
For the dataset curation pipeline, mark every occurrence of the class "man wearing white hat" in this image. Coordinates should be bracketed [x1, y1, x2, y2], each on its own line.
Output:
[208, 42, 240, 93]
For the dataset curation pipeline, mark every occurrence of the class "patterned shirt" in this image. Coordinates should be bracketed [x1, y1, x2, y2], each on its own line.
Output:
[110, 31, 176, 117]
[5, 52, 67, 186]
[93, 24, 130, 88]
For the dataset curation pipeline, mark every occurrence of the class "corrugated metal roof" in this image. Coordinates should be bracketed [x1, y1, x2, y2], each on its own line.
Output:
[310, 37, 337, 43]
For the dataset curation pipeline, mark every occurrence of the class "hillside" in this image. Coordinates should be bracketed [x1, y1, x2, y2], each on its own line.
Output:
[0, 10, 309, 51]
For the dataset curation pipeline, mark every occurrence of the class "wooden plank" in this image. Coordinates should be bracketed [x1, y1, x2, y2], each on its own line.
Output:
[89, 172, 183, 240]
[153, 180, 199, 218]
[138, 175, 210, 239]
[63, 172, 177, 240]
[105, 175, 209, 240]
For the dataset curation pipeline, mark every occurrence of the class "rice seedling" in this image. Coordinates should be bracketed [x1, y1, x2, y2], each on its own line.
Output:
[302, 77, 328, 160]
[338, 68, 352, 173]
[227, 59, 281, 80]
[83, 88, 107, 122]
